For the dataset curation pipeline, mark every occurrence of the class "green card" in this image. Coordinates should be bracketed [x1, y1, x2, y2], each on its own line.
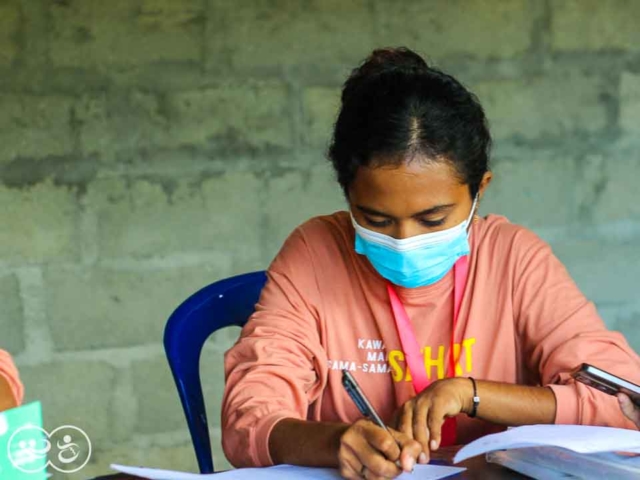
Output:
[0, 401, 48, 479]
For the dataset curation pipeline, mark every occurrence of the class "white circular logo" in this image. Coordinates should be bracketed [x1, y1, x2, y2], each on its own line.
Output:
[7, 424, 92, 474]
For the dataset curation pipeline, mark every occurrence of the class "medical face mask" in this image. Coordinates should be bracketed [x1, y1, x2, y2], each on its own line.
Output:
[352, 196, 478, 288]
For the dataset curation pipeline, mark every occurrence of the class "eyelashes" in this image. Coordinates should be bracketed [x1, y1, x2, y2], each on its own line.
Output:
[420, 218, 447, 228]
[364, 217, 447, 229]
[364, 218, 392, 228]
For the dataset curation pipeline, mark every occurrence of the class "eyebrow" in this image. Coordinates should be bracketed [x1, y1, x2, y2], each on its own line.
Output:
[355, 204, 456, 218]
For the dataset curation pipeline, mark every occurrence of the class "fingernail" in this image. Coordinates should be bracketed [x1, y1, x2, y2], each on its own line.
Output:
[406, 457, 415, 472]
[418, 452, 428, 464]
[430, 439, 439, 450]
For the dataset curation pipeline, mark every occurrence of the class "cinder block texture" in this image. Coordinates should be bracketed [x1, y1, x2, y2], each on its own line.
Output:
[377, 0, 533, 59]
[132, 341, 229, 435]
[50, 0, 205, 68]
[551, 0, 640, 52]
[553, 239, 640, 306]
[303, 87, 341, 148]
[573, 153, 640, 224]
[621, 72, 640, 135]
[611, 305, 640, 353]
[265, 164, 345, 257]
[77, 83, 292, 158]
[207, 0, 375, 69]
[88, 174, 263, 261]
[0, 1, 20, 67]
[481, 153, 576, 227]
[0, 274, 24, 355]
[45, 265, 229, 351]
[0, 183, 79, 263]
[473, 72, 608, 140]
[0, 94, 74, 161]
[20, 361, 116, 444]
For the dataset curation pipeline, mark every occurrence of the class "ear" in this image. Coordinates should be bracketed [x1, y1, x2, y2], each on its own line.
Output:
[477, 171, 493, 201]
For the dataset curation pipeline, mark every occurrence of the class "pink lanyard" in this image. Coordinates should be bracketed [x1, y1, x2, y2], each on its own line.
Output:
[386, 255, 469, 445]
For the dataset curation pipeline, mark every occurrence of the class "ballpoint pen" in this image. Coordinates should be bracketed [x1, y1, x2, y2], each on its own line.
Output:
[342, 369, 388, 430]
[341, 369, 409, 470]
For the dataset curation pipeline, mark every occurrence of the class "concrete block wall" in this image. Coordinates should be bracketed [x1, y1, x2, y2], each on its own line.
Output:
[0, 0, 638, 477]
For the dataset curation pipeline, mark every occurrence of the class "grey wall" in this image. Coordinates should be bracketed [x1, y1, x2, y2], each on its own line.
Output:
[0, 0, 638, 477]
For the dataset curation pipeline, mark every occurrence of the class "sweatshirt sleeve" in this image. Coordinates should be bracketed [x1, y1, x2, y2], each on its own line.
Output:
[0, 349, 24, 407]
[221, 227, 329, 467]
[511, 228, 640, 429]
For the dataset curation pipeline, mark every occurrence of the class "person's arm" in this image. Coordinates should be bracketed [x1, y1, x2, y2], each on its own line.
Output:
[510, 228, 640, 429]
[0, 349, 23, 411]
[221, 230, 327, 468]
[393, 377, 556, 458]
[222, 228, 423, 476]
[269, 419, 348, 467]
[618, 394, 640, 429]
[394, 227, 640, 459]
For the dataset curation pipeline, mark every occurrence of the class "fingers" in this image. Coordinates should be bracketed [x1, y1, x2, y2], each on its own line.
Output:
[339, 420, 402, 479]
[389, 428, 422, 472]
[618, 393, 640, 425]
[397, 380, 464, 463]
[397, 402, 413, 439]
[426, 404, 447, 451]
[357, 440, 401, 479]
[412, 398, 430, 456]
[396, 401, 430, 464]
[338, 445, 364, 479]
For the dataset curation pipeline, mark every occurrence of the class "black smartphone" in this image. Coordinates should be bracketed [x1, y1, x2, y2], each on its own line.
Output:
[572, 363, 640, 407]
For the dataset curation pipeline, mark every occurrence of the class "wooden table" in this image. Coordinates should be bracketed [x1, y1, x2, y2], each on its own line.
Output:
[90, 447, 528, 479]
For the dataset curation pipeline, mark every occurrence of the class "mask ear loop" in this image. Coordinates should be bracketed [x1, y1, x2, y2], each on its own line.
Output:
[465, 194, 479, 233]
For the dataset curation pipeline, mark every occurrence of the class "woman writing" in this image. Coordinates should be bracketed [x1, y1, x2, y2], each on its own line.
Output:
[222, 47, 640, 479]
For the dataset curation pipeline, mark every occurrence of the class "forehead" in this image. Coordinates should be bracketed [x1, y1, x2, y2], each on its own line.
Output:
[349, 160, 467, 210]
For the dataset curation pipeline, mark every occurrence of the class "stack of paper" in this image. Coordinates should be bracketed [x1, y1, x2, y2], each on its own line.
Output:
[487, 447, 640, 480]
[454, 424, 640, 480]
[453, 424, 640, 463]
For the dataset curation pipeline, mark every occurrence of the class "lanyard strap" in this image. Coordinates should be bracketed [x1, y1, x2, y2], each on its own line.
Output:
[387, 255, 469, 394]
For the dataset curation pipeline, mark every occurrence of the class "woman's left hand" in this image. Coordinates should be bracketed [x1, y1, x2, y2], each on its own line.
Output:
[618, 393, 640, 428]
[393, 378, 472, 462]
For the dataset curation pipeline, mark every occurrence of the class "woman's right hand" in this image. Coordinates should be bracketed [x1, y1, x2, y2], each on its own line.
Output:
[338, 419, 424, 479]
[618, 393, 640, 428]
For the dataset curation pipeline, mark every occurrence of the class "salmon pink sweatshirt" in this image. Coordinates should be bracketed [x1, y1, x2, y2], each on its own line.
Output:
[0, 349, 23, 407]
[222, 213, 640, 467]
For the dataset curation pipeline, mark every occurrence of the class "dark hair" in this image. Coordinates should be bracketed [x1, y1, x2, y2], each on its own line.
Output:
[328, 47, 491, 198]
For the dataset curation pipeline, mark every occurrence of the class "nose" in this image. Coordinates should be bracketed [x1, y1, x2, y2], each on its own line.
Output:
[393, 221, 422, 240]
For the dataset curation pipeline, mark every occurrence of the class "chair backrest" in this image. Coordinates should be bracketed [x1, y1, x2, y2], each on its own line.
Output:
[163, 271, 267, 474]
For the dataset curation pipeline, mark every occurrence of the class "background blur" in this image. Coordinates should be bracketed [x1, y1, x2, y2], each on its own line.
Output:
[0, 0, 639, 477]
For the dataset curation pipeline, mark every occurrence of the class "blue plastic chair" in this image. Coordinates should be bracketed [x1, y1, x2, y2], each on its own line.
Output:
[163, 270, 267, 474]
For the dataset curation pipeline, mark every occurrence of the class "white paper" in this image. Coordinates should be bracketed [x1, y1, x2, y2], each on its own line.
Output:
[454, 424, 640, 463]
[111, 462, 466, 480]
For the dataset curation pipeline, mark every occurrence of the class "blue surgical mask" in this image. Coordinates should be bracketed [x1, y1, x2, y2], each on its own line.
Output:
[352, 197, 478, 288]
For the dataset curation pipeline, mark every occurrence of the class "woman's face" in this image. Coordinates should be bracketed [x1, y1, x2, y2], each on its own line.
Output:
[348, 158, 492, 240]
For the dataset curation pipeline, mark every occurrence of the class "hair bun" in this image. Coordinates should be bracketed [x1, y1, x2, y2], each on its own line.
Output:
[341, 47, 429, 104]
[356, 47, 428, 77]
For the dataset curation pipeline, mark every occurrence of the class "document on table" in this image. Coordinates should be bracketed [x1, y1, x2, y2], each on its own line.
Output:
[111, 463, 466, 480]
[453, 424, 640, 463]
